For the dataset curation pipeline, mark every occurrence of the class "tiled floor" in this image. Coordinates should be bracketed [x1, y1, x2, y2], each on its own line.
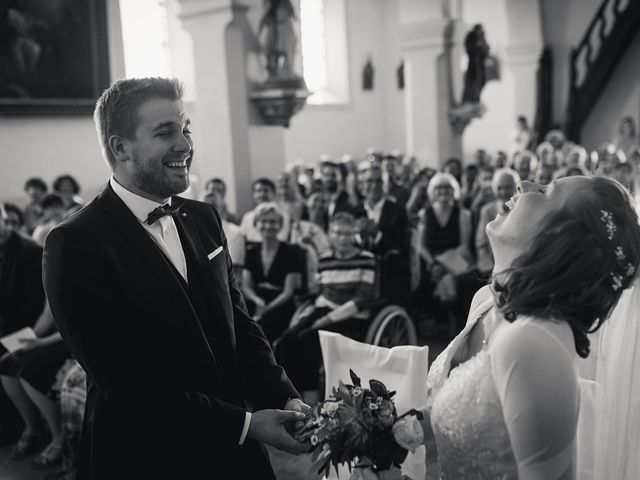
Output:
[1, 328, 449, 480]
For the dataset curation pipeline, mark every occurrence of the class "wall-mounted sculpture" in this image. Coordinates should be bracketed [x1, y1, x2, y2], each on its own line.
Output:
[250, 0, 310, 128]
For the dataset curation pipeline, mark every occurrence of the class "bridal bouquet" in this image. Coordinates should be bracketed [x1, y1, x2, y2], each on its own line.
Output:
[296, 370, 424, 480]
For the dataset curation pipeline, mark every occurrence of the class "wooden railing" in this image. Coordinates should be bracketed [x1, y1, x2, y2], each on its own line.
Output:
[566, 0, 640, 141]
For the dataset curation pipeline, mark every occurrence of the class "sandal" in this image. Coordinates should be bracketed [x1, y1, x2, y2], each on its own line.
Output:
[32, 441, 63, 469]
[9, 431, 47, 460]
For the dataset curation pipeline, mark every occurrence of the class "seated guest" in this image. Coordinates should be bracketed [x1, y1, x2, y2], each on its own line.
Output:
[242, 203, 302, 342]
[442, 157, 463, 185]
[287, 199, 331, 282]
[460, 164, 479, 209]
[493, 150, 508, 169]
[0, 301, 71, 466]
[406, 167, 437, 226]
[356, 163, 411, 301]
[412, 173, 472, 325]
[23, 177, 48, 235]
[306, 191, 329, 233]
[32, 193, 68, 246]
[565, 144, 588, 168]
[240, 177, 291, 242]
[468, 166, 495, 236]
[203, 177, 240, 224]
[0, 203, 46, 445]
[276, 171, 307, 222]
[475, 168, 520, 276]
[52, 175, 83, 214]
[381, 153, 410, 206]
[535, 162, 555, 185]
[202, 190, 245, 279]
[513, 150, 537, 182]
[274, 212, 376, 401]
[320, 160, 365, 219]
[3, 203, 25, 235]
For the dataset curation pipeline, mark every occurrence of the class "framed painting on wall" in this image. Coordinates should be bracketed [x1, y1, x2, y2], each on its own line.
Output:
[0, 0, 110, 115]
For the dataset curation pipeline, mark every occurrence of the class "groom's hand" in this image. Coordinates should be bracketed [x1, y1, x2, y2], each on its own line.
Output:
[247, 409, 309, 455]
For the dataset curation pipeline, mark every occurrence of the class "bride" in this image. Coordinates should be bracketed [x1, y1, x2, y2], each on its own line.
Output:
[420, 175, 640, 479]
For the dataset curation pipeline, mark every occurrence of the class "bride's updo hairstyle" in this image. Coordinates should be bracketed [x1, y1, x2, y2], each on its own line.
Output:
[493, 176, 640, 358]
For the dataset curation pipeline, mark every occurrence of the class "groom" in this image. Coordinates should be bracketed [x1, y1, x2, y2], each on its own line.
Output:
[43, 78, 309, 479]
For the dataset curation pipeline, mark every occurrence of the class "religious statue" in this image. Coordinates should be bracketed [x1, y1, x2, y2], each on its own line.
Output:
[251, 0, 310, 127]
[362, 55, 374, 91]
[258, 0, 299, 82]
[461, 24, 490, 104]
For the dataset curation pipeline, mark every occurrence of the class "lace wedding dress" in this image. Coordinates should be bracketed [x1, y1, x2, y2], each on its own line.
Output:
[426, 286, 579, 479]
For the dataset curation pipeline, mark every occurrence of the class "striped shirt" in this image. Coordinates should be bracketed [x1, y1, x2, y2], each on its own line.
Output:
[315, 249, 376, 307]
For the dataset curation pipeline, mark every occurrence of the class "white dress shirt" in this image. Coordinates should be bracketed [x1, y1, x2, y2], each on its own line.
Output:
[110, 177, 188, 281]
[364, 197, 385, 225]
[110, 177, 252, 444]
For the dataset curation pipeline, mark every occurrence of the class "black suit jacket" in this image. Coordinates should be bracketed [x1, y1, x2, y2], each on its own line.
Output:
[371, 199, 410, 258]
[43, 184, 298, 479]
[368, 199, 411, 302]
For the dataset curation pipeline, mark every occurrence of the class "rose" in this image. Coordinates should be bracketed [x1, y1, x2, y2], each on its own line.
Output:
[320, 400, 341, 416]
[392, 414, 424, 453]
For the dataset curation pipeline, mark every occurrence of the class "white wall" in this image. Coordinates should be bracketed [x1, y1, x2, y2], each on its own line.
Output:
[581, 31, 640, 151]
[461, 0, 517, 159]
[539, 0, 601, 126]
[283, 0, 405, 163]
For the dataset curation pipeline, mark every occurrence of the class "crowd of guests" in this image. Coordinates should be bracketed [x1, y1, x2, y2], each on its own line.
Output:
[0, 175, 85, 479]
[1, 115, 639, 478]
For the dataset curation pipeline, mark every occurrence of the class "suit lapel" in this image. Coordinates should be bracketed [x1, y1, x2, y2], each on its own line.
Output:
[96, 185, 216, 362]
[378, 200, 393, 230]
[171, 202, 234, 342]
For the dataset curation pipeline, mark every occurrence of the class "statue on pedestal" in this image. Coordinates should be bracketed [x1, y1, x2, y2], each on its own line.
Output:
[258, 0, 301, 87]
[461, 24, 489, 104]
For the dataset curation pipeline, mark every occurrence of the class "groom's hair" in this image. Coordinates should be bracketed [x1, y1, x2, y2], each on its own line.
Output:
[493, 176, 640, 358]
[93, 77, 184, 168]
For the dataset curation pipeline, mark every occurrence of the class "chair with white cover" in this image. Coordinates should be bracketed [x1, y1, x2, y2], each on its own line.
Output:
[318, 331, 429, 480]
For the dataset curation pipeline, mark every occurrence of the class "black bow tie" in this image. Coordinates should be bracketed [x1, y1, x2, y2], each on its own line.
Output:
[146, 203, 181, 225]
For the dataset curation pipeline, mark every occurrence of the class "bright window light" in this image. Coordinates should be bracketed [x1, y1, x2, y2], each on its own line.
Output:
[119, 0, 172, 78]
[300, 0, 328, 93]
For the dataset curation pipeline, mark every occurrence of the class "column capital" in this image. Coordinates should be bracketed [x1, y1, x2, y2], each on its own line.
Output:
[177, 0, 248, 20]
[400, 19, 449, 52]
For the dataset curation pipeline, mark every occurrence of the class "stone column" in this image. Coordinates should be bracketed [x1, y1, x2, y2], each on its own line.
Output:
[505, 44, 543, 128]
[177, 0, 255, 214]
[505, 0, 543, 137]
[398, 1, 462, 168]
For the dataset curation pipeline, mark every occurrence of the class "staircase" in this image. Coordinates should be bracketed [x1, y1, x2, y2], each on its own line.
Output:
[566, 0, 640, 142]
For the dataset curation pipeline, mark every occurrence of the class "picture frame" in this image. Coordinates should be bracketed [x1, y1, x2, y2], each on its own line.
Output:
[0, 0, 110, 116]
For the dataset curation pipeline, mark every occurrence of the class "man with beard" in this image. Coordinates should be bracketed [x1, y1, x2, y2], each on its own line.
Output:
[356, 163, 410, 302]
[319, 160, 364, 219]
[42, 78, 309, 479]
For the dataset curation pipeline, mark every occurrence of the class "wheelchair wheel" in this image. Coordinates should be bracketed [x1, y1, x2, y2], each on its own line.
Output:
[366, 305, 418, 347]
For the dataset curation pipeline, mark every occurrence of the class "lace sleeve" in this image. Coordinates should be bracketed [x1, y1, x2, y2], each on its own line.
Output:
[489, 319, 580, 480]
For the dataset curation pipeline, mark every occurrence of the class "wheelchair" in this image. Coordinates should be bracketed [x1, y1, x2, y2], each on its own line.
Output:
[287, 249, 418, 348]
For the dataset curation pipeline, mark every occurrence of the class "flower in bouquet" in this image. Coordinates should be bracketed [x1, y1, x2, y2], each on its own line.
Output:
[296, 369, 423, 478]
[392, 415, 424, 453]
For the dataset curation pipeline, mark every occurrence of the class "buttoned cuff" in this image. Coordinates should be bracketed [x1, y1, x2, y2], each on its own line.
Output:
[238, 411, 252, 445]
